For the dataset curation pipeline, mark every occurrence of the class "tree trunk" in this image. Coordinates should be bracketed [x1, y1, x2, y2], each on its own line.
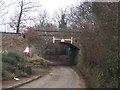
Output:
[16, 2, 23, 33]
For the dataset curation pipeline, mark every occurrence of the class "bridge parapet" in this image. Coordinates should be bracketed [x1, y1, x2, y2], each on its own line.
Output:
[1, 31, 81, 55]
[37, 30, 81, 37]
[37, 30, 81, 48]
[20, 30, 81, 49]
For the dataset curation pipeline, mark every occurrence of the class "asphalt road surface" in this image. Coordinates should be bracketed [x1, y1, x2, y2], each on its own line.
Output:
[18, 66, 86, 88]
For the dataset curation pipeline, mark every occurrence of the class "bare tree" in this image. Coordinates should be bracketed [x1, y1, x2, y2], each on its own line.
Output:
[0, 0, 7, 17]
[9, 0, 40, 33]
[0, 0, 15, 24]
[52, 8, 68, 29]
[35, 10, 49, 31]
[68, 2, 94, 31]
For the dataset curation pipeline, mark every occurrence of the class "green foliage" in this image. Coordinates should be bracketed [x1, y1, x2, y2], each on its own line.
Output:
[99, 48, 118, 88]
[69, 2, 118, 88]
[2, 52, 22, 66]
[2, 68, 14, 79]
[24, 66, 32, 75]
[2, 52, 32, 79]
[91, 2, 118, 88]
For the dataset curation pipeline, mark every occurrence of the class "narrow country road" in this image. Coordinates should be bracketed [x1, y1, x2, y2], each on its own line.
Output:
[18, 66, 86, 88]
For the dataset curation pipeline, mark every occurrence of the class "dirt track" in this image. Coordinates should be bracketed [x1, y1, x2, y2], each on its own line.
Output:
[18, 66, 86, 88]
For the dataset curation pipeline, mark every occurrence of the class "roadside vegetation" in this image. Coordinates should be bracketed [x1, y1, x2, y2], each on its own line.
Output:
[70, 2, 119, 88]
[2, 52, 32, 80]
[2, 52, 48, 80]
[27, 54, 47, 68]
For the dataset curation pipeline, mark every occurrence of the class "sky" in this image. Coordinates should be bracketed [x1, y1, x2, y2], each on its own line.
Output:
[0, 0, 119, 32]
[0, 0, 82, 32]
[1, 0, 82, 22]
[38, 0, 81, 16]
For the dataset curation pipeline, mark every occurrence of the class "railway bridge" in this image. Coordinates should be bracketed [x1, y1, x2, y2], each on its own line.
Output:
[2, 30, 82, 65]
[36, 30, 82, 65]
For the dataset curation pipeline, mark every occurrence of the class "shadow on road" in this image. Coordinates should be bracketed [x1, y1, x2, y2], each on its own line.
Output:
[45, 55, 74, 67]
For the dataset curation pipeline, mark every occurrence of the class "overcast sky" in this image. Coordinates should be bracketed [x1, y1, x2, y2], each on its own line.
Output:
[0, 0, 83, 32]
[0, 0, 119, 32]
[2, 0, 82, 20]
[38, 0, 81, 16]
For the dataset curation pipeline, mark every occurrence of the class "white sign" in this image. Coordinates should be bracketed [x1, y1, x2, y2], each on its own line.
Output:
[23, 46, 30, 54]
[61, 38, 65, 42]
[53, 36, 73, 44]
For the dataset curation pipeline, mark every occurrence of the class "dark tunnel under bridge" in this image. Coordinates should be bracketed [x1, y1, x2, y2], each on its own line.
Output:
[44, 42, 80, 66]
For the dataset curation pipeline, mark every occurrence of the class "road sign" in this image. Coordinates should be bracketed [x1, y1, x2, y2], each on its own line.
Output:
[61, 38, 65, 42]
[23, 46, 30, 54]
[53, 36, 73, 44]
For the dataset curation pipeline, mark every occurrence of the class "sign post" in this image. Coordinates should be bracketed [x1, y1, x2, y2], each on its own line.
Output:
[23, 46, 30, 73]
[24, 46, 30, 54]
